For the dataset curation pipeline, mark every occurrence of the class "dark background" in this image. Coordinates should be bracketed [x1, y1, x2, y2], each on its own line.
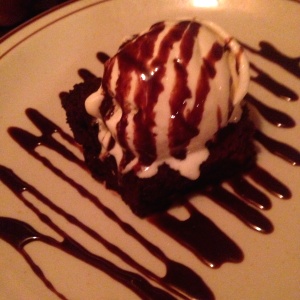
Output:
[0, 0, 69, 37]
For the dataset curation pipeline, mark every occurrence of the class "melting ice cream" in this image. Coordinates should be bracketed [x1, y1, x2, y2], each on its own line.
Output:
[85, 20, 249, 180]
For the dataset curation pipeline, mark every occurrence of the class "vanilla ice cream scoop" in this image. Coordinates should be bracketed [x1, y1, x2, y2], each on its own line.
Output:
[85, 20, 249, 180]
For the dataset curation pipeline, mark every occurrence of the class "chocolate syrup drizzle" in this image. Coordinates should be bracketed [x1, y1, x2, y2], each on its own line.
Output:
[1, 40, 300, 299]
[4, 109, 213, 299]
[241, 41, 300, 78]
[245, 93, 296, 128]
[255, 130, 300, 166]
[250, 62, 298, 101]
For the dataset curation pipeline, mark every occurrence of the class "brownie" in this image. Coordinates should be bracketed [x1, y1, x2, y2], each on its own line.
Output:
[61, 77, 256, 217]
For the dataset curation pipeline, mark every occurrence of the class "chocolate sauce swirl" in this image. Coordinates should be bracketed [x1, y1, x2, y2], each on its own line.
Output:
[0, 216, 68, 300]
[6, 109, 213, 300]
[250, 63, 298, 101]
[204, 185, 273, 233]
[248, 165, 291, 200]
[242, 41, 300, 78]
[0, 214, 174, 300]
[150, 202, 243, 268]
[245, 94, 295, 128]
[255, 130, 300, 166]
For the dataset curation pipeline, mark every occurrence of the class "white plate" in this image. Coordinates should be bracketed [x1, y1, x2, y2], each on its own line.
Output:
[1, 0, 300, 299]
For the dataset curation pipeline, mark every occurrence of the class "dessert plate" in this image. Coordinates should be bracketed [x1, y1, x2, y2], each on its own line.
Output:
[0, 0, 299, 299]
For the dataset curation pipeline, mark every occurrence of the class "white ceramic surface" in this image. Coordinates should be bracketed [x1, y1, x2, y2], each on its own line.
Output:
[0, 0, 299, 299]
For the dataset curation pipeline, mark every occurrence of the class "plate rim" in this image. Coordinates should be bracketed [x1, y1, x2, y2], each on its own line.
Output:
[0, 0, 111, 59]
